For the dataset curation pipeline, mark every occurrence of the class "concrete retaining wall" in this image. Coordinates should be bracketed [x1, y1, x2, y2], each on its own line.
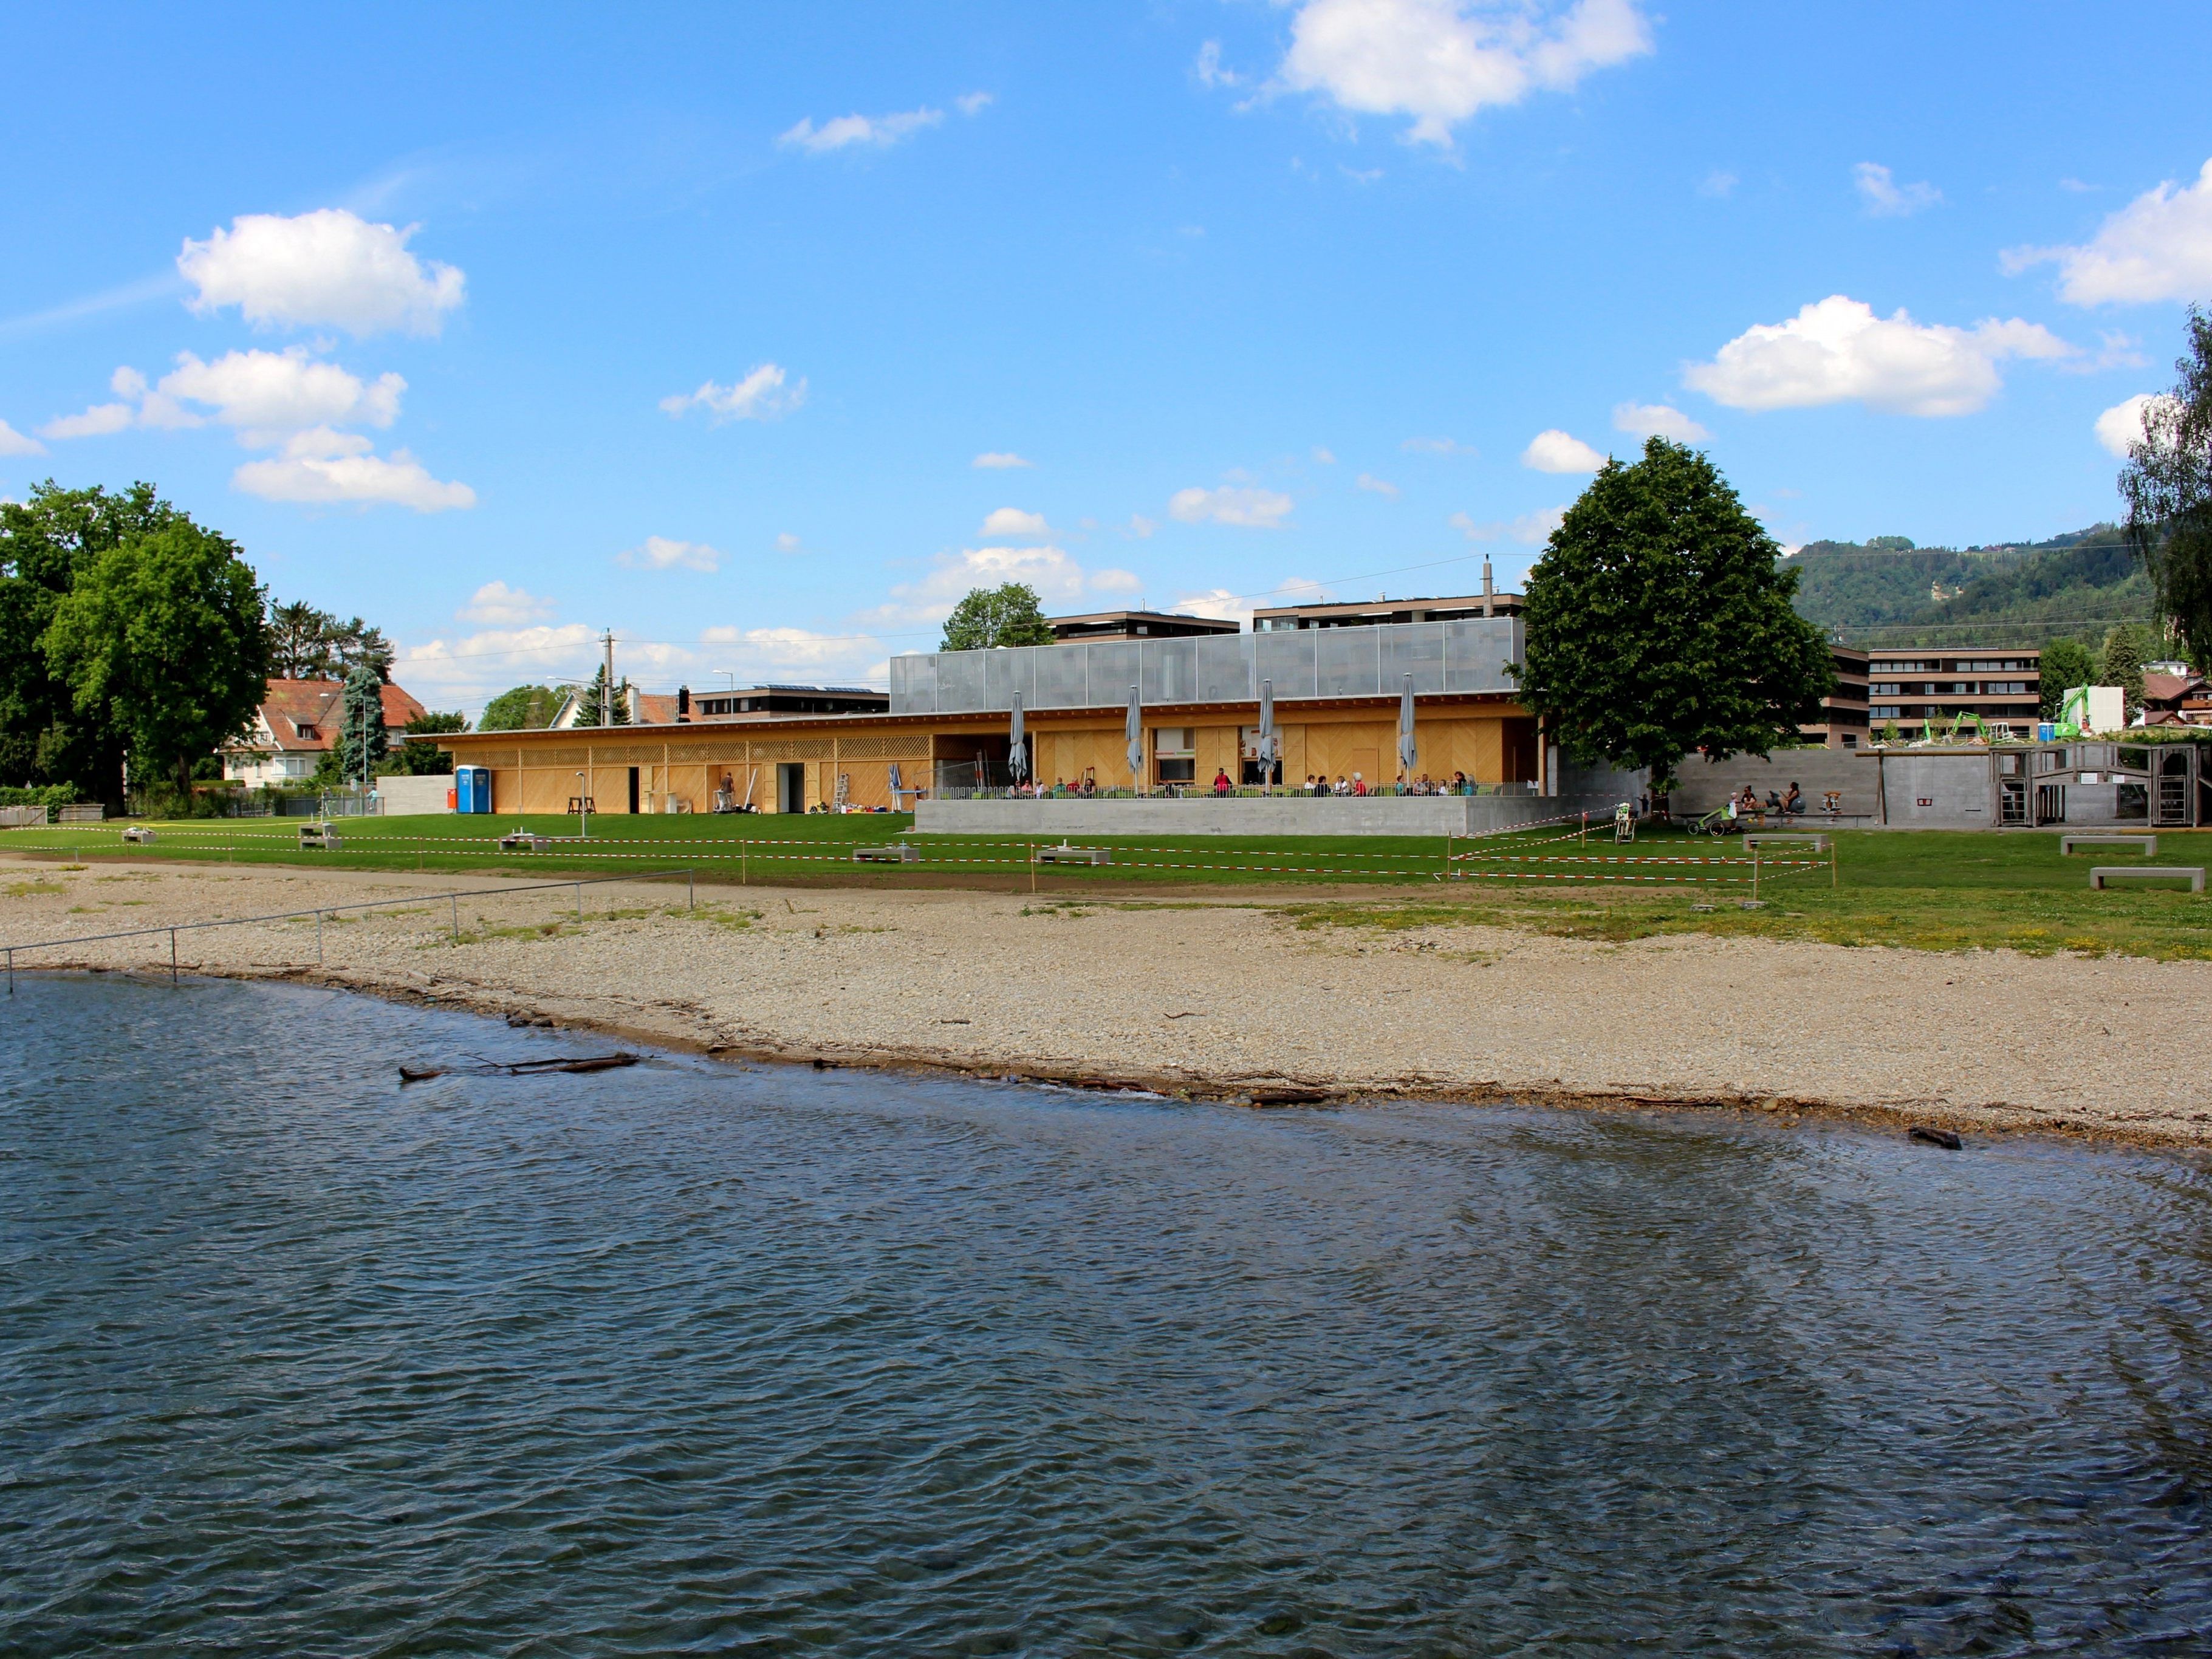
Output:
[375, 774, 454, 815]
[914, 793, 1621, 837]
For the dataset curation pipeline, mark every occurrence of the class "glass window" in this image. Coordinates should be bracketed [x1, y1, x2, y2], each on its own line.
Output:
[1153, 727, 1193, 756]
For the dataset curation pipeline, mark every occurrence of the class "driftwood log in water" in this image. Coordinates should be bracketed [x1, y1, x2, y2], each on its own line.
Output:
[399, 1053, 639, 1083]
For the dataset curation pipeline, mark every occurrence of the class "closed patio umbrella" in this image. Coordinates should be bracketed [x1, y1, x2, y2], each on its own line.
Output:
[1258, 678, 1276, 785]
[1125, 684, 1143, 787]
[1397, 674, 1417, 781]
[1008, 691, 1027, 785]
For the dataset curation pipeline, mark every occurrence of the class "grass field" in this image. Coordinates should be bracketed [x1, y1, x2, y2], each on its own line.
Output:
[4, 812, 2208, 960]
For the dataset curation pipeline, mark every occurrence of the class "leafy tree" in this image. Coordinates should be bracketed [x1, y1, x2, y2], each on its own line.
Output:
[2100, 623, 2154, 719]
[0, 481, 196, 806]
[940, 581, 1056, 651]
[42, 518, 270, 798]
[329, 665, 389, 787]
[1514, 438, 1834, 792]
[2121, 307, 2212, 667]
[266, 598, 393, 680]
[479, 684, 560, 730]
[384, 710, 465, 775]
[575, 665, 631, 726]
[2039, 637, 2097, 718]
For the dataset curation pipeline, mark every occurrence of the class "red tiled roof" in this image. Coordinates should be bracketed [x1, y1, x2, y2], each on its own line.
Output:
[2143, 671, 2206, 707]
[244, 679, 431, 753]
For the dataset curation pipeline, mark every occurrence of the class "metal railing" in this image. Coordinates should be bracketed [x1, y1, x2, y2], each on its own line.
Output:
[929, 781, 1545, 801]
[4, 867, 696, 994]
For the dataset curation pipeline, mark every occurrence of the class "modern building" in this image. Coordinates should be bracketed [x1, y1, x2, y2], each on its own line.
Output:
[225, 679, 430, 788]
[549, 682, 888, 726]
[1047, 609, 1239, 645]
[1252, 578, 1521, 631]
[1858, 647, 2040, 737]
[441, 616, 1546, 814]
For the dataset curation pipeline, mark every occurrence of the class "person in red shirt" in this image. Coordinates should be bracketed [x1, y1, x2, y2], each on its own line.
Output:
[1212, 767, 1233, 795]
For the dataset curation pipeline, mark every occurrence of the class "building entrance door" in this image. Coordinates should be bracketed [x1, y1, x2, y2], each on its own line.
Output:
[778, 762, 806, 814]
[627, 767, 640, 814]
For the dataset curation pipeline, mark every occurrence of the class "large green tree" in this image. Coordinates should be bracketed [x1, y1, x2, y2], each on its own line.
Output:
[1515, 438, 1835, 791]
[479, 684, 560, 730]
[385, 710, 466, 775]
[266, 598, 392, 680]
[2121, 308, 2212, 666]
[0, 481, 195, 806]
[2099, 622, 2154, 719]
[2039, 637, 2097, 718]
[574, 665, 631, 725]
[327, 664, 389, 787]
[940, 581, 1055, 651]
[43, 517, 270, 798]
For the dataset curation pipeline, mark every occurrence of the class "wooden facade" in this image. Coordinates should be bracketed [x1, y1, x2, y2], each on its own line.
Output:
[442, 693, 1538, 815]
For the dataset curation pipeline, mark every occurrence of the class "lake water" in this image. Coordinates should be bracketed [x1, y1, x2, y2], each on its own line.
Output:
[4, 974, 2211, 1655]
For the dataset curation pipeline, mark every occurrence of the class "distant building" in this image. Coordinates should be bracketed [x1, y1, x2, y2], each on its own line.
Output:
[1252, 584, 1522, 631]
[1048, 609, 1239, 644]
[2143, 667, 2212, 727]
[1857, 648, 2041, 741]
[549, 683, 889, 727]
[225, 679, 430, 788]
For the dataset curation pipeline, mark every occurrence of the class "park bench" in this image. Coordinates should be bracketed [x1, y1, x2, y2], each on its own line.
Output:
[1035, 844, 1111, 865]
[499, 830, 553, 852]
[2061, 834, 2155, 856]
[2090, 866, 2203, 892]
[1742, 833, 1828, 853]
[852, 843, 919, 863]
[120, 826, 157, 844]
[297, 822, 342, 850]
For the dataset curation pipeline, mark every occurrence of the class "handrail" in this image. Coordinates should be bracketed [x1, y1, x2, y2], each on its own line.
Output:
[4, 867, 695, 993]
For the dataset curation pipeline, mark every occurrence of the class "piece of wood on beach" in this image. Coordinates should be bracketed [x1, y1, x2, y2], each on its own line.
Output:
[1908, 1125, 1964, 1150]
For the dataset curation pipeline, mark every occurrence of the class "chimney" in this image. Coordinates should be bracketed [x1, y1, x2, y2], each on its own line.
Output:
[676, 684, 691, 722]
[1481, 559, 1495, 617]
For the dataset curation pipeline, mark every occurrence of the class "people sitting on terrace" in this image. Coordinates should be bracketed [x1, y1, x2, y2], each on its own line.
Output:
[1212, 767, 1233, 796]
[1333, 775, 1351, 796]
[1782, 782, 1804, 815]
[1452, 770, 1469, 795]
[1352, 772, 1369, 796]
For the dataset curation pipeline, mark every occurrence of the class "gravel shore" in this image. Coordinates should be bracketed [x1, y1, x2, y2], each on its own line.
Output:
[7, 858, 2209, 1147]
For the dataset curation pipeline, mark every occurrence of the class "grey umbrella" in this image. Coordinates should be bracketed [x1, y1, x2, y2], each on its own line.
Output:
[1397, 674, 1417, 781]
[1258, 678, 1275, 785]
[1125, 683, 1143, 787]
[1008, 691, 1027, 785]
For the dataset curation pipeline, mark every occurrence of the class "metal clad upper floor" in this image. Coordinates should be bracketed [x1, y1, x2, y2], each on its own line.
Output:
[889, 617, 1525, 715]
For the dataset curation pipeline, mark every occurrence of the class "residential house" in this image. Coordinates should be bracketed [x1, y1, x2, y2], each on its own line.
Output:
[225, 679, 430, 788]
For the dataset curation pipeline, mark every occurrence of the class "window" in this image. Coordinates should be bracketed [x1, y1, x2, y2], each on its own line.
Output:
[1871, 683, 1900, 696]
[1948, 682, 1973, 695]
[1870, 705, 1902, 719]
[1154, 726, 1194, 783]
[293, 722, 318, 739]
[1986, 681, 2029, 696]
[1870, 660, 1929, 674]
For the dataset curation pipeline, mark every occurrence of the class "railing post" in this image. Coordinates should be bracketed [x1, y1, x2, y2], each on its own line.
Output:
[6, 946, 12, 996]
[453, 894, 462, 943]
[575, 882, 583, 920]
[169, 928, 177, 985]
[316, 910, 324, 966]
[688, 869, 694, 911]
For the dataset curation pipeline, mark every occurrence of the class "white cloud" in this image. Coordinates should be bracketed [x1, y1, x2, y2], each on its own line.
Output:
[776, 532, 803, 552]
[1854, 162, 1942, 217]
[1402, 434, 1475, 454]
[457, 581, 555, 625]
[41, 349, 404, 444]
[1128, 514, 1158, 539]
[1196, 41, 1241, 89]
[1091, 567, 1144, 593]
[1312, 445, 1337, 463]
[177, 208, 464, 337]
[956, 91, 993, 116]
[1451, 506, 1564, 544]
[1520, 428, 1606, 472]
[394, 622, 597, 711]
[2006, 158, 2212, 305]
[979, 506, 1051, 537]
[699, 624, 882, 680]
[660, 363, 804, 423]
[0, 419, 43, 456]
[1355, 471, 1400, 497]
[1168, 484, 1295, 528]
[863, 544, 1094, 629]
[1683, 295, 2073, 417]
[1174, 576, 1332, 629]
[1612, 400, 1708, 440]
[973, 450, 1033, 468]
[618, 535, 722, 573]
[233, 428, 475, 512]
[2095, 392, 2178, 458]
[1279, 0, 1654, 148]
[1698, 169, 1738, 199]
[779, 107, 943, 153]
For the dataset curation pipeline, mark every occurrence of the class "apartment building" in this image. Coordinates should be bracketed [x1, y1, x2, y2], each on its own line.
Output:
[1859, 648, 2040, 737]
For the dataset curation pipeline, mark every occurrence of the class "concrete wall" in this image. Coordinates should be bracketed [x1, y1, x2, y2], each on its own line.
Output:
[374, 773, 454, 815]
[1663, 750, 1882, 820]
[914, 793, 1618, 838]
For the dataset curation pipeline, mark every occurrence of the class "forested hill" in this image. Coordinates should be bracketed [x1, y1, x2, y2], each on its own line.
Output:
[1782, 526, 2159, 646]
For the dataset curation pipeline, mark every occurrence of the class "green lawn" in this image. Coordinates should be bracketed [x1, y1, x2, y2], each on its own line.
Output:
[4, 813, 2207, 960]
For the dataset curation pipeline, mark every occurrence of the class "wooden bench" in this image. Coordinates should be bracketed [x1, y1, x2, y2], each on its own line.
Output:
[1036, 844, 1111, 865]
[852, 843, 919, 863]
[120, 826, 157, 844]
[2090, 866, 2203, 892]
[2062, 834, 2155, 856]
[499, 830, 553, 852]
[297, 822, 342, 850]
[1742, 833, 1827, 852]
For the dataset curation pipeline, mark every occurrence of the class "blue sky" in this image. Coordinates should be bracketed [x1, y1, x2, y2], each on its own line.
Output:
[5, 1, 2211, 714]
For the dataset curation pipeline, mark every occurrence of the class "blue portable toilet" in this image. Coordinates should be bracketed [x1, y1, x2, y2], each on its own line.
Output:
[455, 765, 492, 813]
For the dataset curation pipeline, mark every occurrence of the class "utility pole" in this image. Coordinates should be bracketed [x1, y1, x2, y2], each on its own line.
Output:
[601, 629, 617, 727]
